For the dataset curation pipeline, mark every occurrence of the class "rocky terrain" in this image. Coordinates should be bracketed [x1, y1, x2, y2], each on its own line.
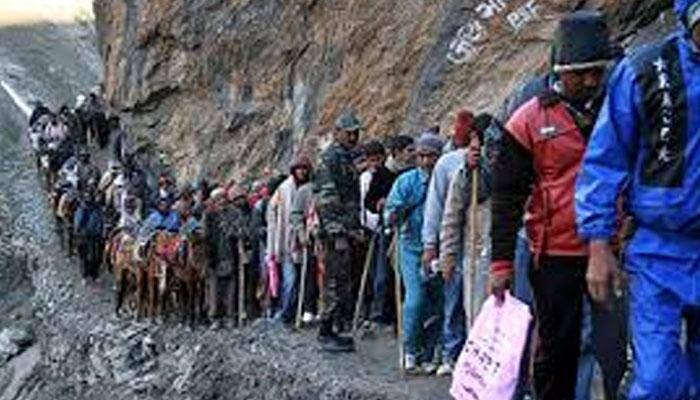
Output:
[93, 0, 676, 181]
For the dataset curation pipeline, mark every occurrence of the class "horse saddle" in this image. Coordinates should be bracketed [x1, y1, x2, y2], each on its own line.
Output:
[155, 234, 181, 265]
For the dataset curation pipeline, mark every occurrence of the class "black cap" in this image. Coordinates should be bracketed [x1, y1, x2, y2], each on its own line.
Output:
[553, 11, 611, 73]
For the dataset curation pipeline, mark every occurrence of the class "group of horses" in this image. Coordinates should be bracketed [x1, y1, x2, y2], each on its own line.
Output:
[106, 227, 210, 325]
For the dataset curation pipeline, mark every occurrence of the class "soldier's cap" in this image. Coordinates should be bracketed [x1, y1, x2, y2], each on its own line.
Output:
[334, 111, 362, 132]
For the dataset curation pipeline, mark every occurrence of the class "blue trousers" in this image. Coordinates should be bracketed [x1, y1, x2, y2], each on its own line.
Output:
[627, 256, 700, 399]
[279, 260, 297, 322]
[442, 267, 464, 363]
[400, 243, 442, 362]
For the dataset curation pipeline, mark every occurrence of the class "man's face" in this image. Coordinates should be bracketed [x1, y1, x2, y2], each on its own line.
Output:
[336, 128, 360, 150]
[157, 201, 169, 213]
[559, 67, 606, 104]
[396, 145, 416, 166]
[417, 150, 439, 172]
[293, 166, 310, 182]
[366, 154, 385, 171]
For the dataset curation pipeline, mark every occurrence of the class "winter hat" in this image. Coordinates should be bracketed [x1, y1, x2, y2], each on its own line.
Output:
[453, 109, 475, 147]
[416, 130, 446, 155]
[334, 111, 362, 132]
[552, 11, 612, 73]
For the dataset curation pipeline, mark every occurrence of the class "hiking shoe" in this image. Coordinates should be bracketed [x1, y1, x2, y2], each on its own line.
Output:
[360, 321, 378, 337]
[302, 312, 315, 324]
[422, 362, 438, 375]
[318, 333, 355, 353]
[404, 354, 420, 374]
[436, 362, 454, 377]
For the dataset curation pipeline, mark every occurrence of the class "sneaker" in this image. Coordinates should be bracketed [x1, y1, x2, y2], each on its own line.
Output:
[361, 321, 379, 337]
[422, 362, 438, 375]
[302, 312, 314, 324]
[318, 333, 355, 353]
[404, 354, 420, 374]
[436, 362, 454, 377]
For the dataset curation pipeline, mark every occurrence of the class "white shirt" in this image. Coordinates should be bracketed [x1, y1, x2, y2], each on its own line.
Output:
[360, 170, 379, 232]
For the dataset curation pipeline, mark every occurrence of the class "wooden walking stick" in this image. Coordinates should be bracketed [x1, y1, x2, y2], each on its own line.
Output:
[295, 237, 309, 330]
[352, 232, 377, 337]
[389, 233, 404, 374]
[237, 239, 246, 328]
[464, 168, 480, 329]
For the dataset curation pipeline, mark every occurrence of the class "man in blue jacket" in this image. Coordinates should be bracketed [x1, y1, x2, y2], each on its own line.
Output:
[576, 1, 700, 398]
[74, 187, 104, 281]
[385, 131, 445, 374]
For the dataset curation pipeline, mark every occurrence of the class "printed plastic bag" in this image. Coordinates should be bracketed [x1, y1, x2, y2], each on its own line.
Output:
[450, 292, 532, 400]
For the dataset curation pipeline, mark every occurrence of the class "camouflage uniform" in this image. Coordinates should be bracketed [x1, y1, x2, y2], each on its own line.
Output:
[313, 141, 361, 329]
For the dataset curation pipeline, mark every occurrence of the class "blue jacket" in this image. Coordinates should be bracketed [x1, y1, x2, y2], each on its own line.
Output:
[420, 149, 465, 251]
[143, 209, 181, 234]
[576, 27, 700, 257]
[385, 168, 430, 251]
[74, 202, 104, 237]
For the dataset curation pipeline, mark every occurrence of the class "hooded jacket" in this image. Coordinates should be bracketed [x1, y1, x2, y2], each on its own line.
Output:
[576, 0, 700, 258]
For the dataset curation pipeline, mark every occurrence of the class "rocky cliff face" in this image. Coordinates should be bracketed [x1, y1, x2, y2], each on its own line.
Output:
[92, 0, 675, 181]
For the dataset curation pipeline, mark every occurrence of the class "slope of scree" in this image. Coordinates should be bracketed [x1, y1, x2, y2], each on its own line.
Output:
[94, 0, 675, 181]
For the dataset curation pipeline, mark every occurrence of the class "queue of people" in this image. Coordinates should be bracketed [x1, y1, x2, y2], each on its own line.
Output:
[24, 3, 700, 399]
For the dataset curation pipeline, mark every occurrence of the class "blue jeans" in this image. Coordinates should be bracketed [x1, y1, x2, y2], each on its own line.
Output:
[442, 266, 465, 363]
[279, 260, 297, 322]
[513, 229, 533, 305]
[400, 243, 441, 362]
[512, 229, 534, 400]
[576, 299, 596, 400]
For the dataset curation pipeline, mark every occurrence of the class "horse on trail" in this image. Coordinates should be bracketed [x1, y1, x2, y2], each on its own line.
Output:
[109, 231, 147, 318]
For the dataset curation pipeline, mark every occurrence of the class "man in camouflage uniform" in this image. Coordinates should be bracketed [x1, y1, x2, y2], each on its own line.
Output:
[313, 111, 363, 352]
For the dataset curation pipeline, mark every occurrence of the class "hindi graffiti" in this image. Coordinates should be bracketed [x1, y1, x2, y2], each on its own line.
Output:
[447, 0, 540, 65]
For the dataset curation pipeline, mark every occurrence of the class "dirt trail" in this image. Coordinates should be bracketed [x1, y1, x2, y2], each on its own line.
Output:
[0, 15, 450, 400]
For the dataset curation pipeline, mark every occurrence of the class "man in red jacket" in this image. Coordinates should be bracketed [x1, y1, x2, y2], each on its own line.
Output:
[489, 11, 616, 400]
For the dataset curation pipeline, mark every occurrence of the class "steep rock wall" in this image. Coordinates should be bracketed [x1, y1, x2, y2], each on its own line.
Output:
[93, 0, 675, 181]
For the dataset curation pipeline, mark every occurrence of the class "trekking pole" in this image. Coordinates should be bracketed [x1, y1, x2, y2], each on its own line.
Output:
[464, 167, 480, 329]
[294, 237, 309, 330]
[237, 239, 246, 328]
[390, 233, 404, 375]
[352, 231, 377, 338]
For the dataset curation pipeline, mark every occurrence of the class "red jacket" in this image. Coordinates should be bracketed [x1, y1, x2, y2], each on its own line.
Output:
[509, 96, 587, 257]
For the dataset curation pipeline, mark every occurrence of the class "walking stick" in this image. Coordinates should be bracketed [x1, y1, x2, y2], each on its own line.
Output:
[464, 168, 480, 329]
[390, 233, 404, 374]
[295, 238, 309, 330]
[237, 239, 246, 328]
[352, 232, 377, 337]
